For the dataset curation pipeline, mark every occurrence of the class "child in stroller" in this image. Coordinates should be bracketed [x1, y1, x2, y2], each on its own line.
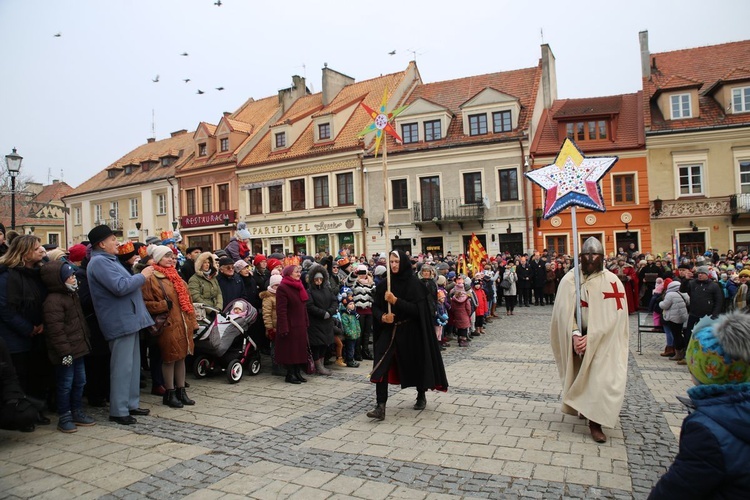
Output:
[192, 299, 261, 383]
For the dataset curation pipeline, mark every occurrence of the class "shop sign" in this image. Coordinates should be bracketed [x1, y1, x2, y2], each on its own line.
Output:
[180, 210, 236, 229]
[251, 218, 360, 236]
[240, 180, 284, 190]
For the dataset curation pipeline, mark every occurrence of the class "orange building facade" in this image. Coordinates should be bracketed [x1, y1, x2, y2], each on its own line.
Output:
[529, 93, 650, 256]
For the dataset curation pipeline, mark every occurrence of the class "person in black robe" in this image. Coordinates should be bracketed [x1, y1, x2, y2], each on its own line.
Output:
[366, 250, 448, 421]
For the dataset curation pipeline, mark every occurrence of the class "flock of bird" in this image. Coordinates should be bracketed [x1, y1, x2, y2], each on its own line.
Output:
[53, 1, 225, 95]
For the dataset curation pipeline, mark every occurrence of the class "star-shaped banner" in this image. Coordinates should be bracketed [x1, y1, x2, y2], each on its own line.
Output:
[525, 138, 618, 218]
[357, 87, 407, 157]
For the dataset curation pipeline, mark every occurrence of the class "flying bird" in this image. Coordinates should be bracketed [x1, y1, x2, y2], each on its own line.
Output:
[53, 32, 62, 37]
[216, 86, 224, 91]
[152, 75, 160, 82]
[196, 89, 205, 95]
[180, 52, 189, 56]
[388, 50, 396, 55]
[183, 78, 191, 83]
[214, 0, 222, 5]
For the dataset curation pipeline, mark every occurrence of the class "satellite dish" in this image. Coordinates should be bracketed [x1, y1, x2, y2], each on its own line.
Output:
[109, 209, 116, 217]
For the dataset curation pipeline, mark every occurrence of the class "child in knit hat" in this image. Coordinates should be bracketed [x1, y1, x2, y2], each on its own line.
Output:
[338, 291, 361, 368]
[650, 312, 750, 497]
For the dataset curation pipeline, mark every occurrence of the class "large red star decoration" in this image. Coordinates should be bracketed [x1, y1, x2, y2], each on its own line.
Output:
[602, 282, 626, 310]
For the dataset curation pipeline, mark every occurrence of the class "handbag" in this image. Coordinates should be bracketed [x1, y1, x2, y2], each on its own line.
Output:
[305, 346, 316, 374]
[500, 278, 512, 290]
[147, 279, 172, 337]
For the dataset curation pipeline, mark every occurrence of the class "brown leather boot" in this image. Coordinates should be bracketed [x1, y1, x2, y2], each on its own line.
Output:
[660, 346, 675, 357]
[366, 403, 386, 421]
[589, 421, 607, 443]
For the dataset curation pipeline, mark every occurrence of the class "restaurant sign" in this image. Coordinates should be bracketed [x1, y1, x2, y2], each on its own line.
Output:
[180, 210, 236, 229]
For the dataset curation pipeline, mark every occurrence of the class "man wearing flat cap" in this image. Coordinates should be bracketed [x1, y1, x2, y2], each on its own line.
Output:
[681, 266, 724, 360]
[86, 225, 154, 425]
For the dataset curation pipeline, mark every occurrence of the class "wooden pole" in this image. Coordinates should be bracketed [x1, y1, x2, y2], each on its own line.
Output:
[382, 137, 391, 314]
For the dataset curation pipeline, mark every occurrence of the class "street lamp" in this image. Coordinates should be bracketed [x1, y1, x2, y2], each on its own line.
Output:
[171, 220, 178, 231]
[5, 148, 23, 230]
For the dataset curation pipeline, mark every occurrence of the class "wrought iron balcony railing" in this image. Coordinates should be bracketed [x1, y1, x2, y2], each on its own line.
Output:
[730, 193, 750, 221]
[412, 198, 485, 229]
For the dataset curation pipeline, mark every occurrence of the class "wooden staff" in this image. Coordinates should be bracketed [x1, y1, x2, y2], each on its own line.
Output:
[382, 137, 391, 314]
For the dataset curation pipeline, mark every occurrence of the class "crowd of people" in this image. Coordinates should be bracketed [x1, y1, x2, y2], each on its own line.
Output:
[1, 220, 749, 494]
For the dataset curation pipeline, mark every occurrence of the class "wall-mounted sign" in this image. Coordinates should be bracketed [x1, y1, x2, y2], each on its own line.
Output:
[240, 180, 284, 191]
[180, 210, 236, 229]
[250, 218, 360, 237]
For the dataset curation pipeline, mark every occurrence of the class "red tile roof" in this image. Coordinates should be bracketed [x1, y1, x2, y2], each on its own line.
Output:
[33, 181, 73, 204]
[531, 92, 645, 156]
[384, 65, 541, 155]
[642, 39, 750, 131]
[65, 132, 195, 198]
[239, 69, 411, 168]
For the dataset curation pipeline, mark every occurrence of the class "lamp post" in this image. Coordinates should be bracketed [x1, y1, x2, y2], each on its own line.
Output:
[5, 148, 23, 230]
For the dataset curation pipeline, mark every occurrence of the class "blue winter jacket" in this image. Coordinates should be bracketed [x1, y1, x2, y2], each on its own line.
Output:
[649, 382, 750, 499]
[86, 250, 153, 340]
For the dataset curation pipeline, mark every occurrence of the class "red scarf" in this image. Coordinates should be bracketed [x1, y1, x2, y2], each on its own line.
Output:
[153, 264, 194, 314]
[281, 275, 308, 302]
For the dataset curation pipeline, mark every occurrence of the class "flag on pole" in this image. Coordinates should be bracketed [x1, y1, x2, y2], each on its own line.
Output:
[457, 254, 467, 276]
[467, 233, 488, 273]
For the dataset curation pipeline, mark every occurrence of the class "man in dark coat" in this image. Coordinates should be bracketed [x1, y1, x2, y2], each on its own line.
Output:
[516, 255, 532, 307]
[366, 250, 448, 421]
[530, 253, 547, 306]
[217, 256, 246, 305]
[179, 246, 202, 283]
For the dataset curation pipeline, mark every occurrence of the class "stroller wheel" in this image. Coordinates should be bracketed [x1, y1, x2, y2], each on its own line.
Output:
[193, 356, 211, 379]
[246, 354, 261, 376]
[226, 359, 243, 384]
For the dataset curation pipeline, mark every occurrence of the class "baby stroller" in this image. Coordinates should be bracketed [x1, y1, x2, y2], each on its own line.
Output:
[192, 299, 261, 383]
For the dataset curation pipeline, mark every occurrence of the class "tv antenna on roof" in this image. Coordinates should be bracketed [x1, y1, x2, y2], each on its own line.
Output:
[151, 109, 156, 139]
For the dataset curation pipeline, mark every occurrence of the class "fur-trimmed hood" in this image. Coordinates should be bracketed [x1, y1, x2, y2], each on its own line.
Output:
[194, 252, 218, 276]
[307, 263, 329, 287]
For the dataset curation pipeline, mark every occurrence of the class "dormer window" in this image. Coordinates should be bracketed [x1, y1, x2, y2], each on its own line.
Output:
[161, 157, 175, 167]
[107, 170, 117, 179]
[275, 132, 286, 149]
[424, 120, 441, 141]
[124, 165, 135, 175]
[468, 114, 488, 136]
[733, 86, 750, 113]
[670, 94, 692, 119]
[565, 120, 608, 141]
[198, 143, 207, 156]
[220, 138, 229, 152]
[492, 111, 512, 133]
[318, 123, 331, 141]
[402, 123, 418, 144]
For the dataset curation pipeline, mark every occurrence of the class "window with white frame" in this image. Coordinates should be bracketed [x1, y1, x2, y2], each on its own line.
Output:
[74, 207, 81, 226]
[498, 168, 519, 201]
[275, 132, 286, 149]
[157, 193, 167, 215]
[110, 201, 119, 221]
[318, 123, 331, 141]
[678, 164, 703, 196]
[220, 137, 229, 152]
[740, 160, 750, 194]
[336, 173, 354, 206]
[129, 198, 138, 219]
[670, 94, 692, 119]
[424, 120, 441, 141]
[469, 114, 488, 135]
[733, 87, 750, 113]
[313, 176, 329, 208]
[94, 204, 102, 223]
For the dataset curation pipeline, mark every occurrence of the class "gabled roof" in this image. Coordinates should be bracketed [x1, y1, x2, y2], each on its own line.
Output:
[702, 67, 750, 96]
[239, 69, 411, 168]
[385, 65, 541, 154]
[64, 132, 194, 198]
[33, 181, 73, 204]
[642, 38, 750, 132]
[531, 92, 645, 156]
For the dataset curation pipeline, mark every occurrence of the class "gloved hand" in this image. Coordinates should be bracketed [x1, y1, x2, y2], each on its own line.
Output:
[62, 355, 73, 367]
[324, 312, 330, 319]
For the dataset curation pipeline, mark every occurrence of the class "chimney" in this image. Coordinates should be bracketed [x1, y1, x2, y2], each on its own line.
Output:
[223, 111, 231, 117]
[639, 30, 651, 79]
[170, 129, 187, 137]
[541, 44, 557, 110]
[278, 75, 308, 113]
[322, 64, 355, 106]
[147, 137, 156, 143]
[52, 179, 59, 184]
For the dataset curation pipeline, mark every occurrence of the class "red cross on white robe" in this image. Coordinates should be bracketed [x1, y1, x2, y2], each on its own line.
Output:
[602, 281, 625, 310]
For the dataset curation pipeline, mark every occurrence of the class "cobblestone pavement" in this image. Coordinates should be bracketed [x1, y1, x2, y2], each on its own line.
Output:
[0, 305, 691, 499]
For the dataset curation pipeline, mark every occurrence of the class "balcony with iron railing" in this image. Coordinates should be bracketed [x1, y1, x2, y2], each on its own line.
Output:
[730, 193, 750, 221]
[412, 198, 485, 230]
[94, 218, 123, 231]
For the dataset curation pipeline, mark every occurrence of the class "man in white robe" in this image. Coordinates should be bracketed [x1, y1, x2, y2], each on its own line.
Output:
[550, 237, 629, 443]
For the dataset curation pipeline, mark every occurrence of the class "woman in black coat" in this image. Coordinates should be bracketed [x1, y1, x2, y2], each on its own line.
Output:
[367, 250, 448, 421]
[306, 264, 337, 376]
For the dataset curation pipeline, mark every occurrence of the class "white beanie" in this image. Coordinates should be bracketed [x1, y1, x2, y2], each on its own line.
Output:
[269, 274, 282, 288]
[151, 245, 173, 264]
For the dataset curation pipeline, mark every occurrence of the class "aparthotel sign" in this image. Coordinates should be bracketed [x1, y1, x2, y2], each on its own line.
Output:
[251, 218, 360, 237]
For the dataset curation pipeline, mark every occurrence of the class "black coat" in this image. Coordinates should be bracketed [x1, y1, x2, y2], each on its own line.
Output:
[530, 259, 547, 287]
[305, 264, 337, 348]
[371, 250, 448, 392]
[217, 272, 246, 307]
[516, 262, 532, 289]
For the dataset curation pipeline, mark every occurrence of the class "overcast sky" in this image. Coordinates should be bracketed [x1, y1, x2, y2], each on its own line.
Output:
[1, 0, 747, 188]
